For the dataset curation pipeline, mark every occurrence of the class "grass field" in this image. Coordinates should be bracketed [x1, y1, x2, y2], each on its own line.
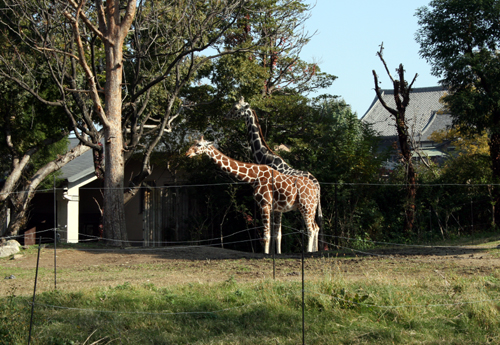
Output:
[1, 238, 500, 344]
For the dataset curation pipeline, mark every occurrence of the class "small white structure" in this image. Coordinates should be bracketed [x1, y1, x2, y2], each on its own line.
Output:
[58, 139, 99, 243]
[27, 138, 192, 246]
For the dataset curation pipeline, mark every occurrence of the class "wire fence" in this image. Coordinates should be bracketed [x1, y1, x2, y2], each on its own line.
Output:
[8, 230, 500, 344]
[18, 225, 500, 344]
[3, 180, 497, 251]
[4, 224, 498, 253]
[3, 181, 500, 344]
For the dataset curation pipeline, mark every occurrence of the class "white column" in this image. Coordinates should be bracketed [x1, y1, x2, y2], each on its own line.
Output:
[64, 186, 80, 243]
[60, 175, 97, 244]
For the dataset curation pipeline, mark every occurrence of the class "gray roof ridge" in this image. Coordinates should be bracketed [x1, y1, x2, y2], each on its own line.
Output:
[372, 85, 446, 96]
[61, 138, 102, 184]
[361, 90, 383, 120]
[419, 111, 438, 138]
[419, 111, 453, 140]
[361, 87, 446, 119]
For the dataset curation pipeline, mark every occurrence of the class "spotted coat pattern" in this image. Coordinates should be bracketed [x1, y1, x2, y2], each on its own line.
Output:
[226, 97, 322, 251]
[186, 137, 320, 254]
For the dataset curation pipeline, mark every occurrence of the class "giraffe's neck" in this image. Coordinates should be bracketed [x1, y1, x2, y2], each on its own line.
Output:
[244, 109, 275, 164]
[244, 109, 307, 177]
[205, 146, 260, 184]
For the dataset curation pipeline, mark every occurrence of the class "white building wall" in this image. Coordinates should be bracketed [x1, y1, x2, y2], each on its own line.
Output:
[57, 174, 97, 243]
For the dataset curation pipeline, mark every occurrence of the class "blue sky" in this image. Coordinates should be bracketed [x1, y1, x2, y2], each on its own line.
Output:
[301, 1, 440, 117]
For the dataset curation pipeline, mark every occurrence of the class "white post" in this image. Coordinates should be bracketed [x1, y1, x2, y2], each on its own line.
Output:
[58, 175, 97, 244]
[64, 186, 80, 243]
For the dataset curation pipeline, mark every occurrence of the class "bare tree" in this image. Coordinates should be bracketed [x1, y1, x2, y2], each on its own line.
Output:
[372, 44, 418, 234]
[0, 0, 250, 245]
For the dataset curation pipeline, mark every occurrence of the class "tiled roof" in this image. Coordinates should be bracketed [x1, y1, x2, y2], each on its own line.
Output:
[420, 112, 453, 141]
[361, 86, 448, 138]
[60, 138, 96, 183]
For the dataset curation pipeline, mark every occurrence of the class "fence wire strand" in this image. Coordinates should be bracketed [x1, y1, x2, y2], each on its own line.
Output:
[25, 286, 500, 318]
[7, 224, 498, 253]
[4, 180, 500, 337]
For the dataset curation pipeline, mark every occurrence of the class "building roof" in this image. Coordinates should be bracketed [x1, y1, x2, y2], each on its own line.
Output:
[419, 112, 453, 141]
[60, 138, 96, 183]
[361, 86, 450, 140]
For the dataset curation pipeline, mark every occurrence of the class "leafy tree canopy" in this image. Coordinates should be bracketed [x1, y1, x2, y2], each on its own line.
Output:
[211, 0, 337, 101]
[262, 95, 383, 184]
[430, 127, 489, 157]
[416, 0, 500, 135]
[0, 78, 69, 182]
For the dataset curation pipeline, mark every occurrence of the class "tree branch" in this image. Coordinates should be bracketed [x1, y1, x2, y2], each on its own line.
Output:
[372, 70, 398, 117]
[66, 5, 109, 128]
[376, 43, 395, 84]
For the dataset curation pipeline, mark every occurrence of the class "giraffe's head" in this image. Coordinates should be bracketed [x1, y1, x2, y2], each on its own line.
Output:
[185, 136, 213, 158]
[225, 96, 250, 120]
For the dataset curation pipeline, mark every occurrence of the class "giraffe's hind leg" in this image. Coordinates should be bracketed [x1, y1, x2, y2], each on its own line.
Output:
[272, 212, 283, 254]
[260, 205, 272, 254]
[302, 209, 319, 253]
[298, 209, 311, 252]
[312, 223, 319, 252]
[297, 190, 320, 252]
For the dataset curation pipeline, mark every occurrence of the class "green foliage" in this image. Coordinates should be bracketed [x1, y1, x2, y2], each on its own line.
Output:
[211, 0, 337, 99]
[440, 154, 492, 185]
[0, 80, 67, 162]
[244, 95, 384, 184]
[416, 0, 500, 92]
[0, 77, 69, 192]
[260, 96, 385, 245]
[416, 0, 500, 185]
[211, 52, 269, 100]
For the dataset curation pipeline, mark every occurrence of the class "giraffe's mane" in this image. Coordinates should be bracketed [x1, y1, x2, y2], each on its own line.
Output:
[250, 108, 285, 159]
[210, 144, 267, 168]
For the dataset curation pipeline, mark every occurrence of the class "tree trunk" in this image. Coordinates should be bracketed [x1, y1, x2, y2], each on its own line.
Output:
[94, 0, 136, 246]
[3, 144, 91, 238]
[0, 154, 32, 203]
[7, 200, 28, 239]
[373, 53, 418, 235]
[102, 39, 128, 246]
[405, 161, 417, 234]
[397, 118, 416, 234]
[489, 131, 500, 227]
[103, 125, 127, 246]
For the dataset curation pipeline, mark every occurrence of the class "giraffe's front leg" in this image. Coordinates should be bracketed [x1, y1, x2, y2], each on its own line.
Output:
[273, 212, 283, 254]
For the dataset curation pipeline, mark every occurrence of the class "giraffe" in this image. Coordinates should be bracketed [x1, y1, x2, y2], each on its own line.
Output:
[226, 97, 323, 251]
[186, 137, 320, 254]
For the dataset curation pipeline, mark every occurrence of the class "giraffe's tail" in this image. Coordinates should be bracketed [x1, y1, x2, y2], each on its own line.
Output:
[316, 193, 326, 251]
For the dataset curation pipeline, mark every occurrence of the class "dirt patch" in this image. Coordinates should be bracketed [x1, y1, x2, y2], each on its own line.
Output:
[6, 245, 265, 268]
[1, 243, 500, 296]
